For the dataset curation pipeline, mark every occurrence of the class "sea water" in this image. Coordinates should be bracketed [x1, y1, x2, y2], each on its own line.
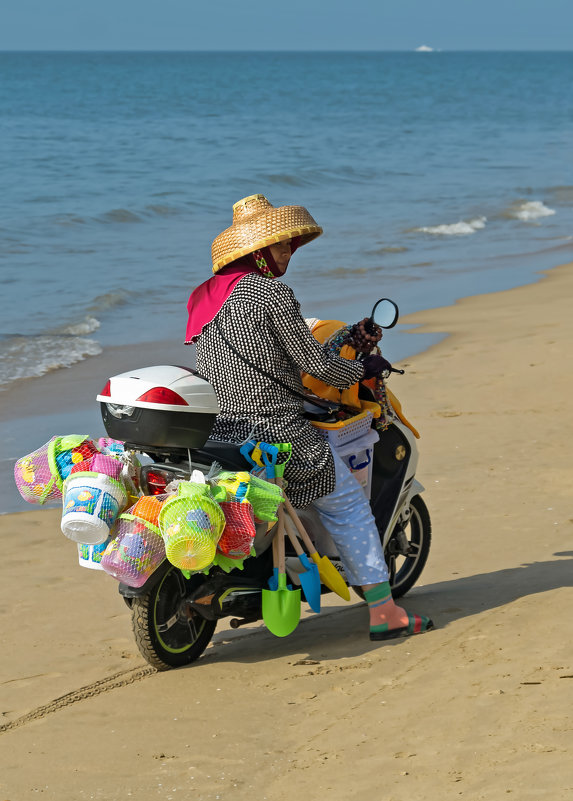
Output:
[1, 50, 572, 388]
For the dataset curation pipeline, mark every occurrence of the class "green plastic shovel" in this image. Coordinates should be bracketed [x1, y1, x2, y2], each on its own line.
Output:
[261, 481, 301, 637]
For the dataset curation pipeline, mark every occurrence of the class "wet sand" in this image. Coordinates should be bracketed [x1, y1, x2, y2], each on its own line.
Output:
[1, 263, 573, 800]
[0, 339, 195, 514]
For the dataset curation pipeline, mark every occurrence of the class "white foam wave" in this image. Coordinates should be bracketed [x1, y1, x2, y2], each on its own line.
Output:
[415, 217, 487, 236]
[59, 316, 101, 336]
[506, 200, 556, 221]
[0, 335, 103, 388]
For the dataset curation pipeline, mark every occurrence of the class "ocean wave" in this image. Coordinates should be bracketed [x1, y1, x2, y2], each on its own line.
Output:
[323, 266, 370, 278]
[86, 291, 130, 313]
[97, 208, 143, 224]
[53, 214, 88, 226]
[503, 200, 556, 221]
[265, 173, 312, 187]
[58, 316, 101, 336]
[261, 165, 374, 188]
[414, 217, 487, 236]
[544, 186, 573, 204]
[44, 203, 183, 229]
[144, 204, 180, 217]
[369, 245, 409, 255]
[1, 248, 32, 256]
[0, 333, 102, 388]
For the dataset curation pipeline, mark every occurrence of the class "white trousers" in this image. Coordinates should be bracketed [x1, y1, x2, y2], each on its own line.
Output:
[311, 449, 389, 586]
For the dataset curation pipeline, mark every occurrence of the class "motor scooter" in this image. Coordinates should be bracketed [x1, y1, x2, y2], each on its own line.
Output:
[96, 300, 431, 670]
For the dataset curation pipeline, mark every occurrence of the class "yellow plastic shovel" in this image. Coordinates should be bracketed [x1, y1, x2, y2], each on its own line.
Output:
[282, 495, 351, 602]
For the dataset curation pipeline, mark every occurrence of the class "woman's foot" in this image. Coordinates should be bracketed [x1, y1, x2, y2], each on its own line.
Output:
[363, 582, 434, 641]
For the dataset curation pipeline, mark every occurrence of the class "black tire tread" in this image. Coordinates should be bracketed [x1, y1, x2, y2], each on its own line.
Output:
[390, 494, 432, 599]
[132, 594, 170, 671]
[131, 573, 216, 671]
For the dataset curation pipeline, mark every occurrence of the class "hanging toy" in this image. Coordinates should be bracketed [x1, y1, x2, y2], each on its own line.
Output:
[61, 453, 128, 545]
[214, 471, 283, 522]
[158, 482, 225, 572]
[14, 435, 99, 505]
[101, 495, 167, 588]
[217, 500, 256, 559]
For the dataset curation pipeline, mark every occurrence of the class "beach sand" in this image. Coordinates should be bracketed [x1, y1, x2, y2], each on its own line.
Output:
[1, 263, 573, 800]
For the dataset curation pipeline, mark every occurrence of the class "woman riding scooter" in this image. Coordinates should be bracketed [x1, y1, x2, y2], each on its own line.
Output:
[185, 194, 433, 641]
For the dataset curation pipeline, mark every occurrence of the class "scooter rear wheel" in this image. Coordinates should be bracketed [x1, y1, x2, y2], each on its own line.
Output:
[131, 565, 216, 671]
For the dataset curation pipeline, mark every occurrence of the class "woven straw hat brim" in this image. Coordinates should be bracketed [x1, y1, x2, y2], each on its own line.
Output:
[211, 204, 322, 273]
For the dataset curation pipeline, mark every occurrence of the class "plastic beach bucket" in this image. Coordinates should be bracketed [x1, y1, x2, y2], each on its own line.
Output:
[61, 470, 128, 545]
[159, 483, 225, 572]
[217, 500, 256, 559]
[14, 435, 98, 505]
[101, 495, 167, 587]
[77, 538, 112, 571]
[101, 517, 166, 587]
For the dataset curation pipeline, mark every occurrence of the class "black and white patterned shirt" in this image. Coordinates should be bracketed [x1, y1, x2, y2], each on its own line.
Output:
[195, 273, 364, 507]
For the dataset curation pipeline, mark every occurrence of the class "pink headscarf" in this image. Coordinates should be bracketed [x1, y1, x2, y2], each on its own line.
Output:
[184, 262, 255, 344]
[184, 239, 299, 344]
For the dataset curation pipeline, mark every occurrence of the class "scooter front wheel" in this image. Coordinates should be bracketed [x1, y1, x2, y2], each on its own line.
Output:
[386, 493, 431, 599]
[131, 565, 216, 671]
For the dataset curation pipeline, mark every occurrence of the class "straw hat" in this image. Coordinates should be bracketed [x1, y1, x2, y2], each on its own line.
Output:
[211, 194, 322, 273]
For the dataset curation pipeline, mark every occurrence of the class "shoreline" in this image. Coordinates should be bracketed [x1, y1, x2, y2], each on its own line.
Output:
[0, 259, 566, 515]
[5, 244, 571, 423]
[2, 259, 573, 798]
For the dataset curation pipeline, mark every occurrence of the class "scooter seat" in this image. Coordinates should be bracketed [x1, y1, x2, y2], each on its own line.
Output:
[190, 439, 253, 471]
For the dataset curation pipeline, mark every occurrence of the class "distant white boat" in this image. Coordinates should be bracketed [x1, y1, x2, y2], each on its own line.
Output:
[415, 45, 434, 52]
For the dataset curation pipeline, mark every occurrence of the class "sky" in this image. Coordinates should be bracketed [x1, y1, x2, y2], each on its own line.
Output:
[1, 0, 572, 51]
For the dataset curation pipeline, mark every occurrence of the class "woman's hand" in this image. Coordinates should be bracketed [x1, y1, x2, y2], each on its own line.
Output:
[362, 353, 392, 379]
[346, 318, 383, 354]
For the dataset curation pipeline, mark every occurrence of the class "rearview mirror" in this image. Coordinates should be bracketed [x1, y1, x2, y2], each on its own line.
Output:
[369, 298, 399, 329]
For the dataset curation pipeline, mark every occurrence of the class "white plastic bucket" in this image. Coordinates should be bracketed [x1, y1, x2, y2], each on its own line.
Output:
[61, 472, 127, 545]
[77, 538, 112, 570]
[335, 428, 379, 498]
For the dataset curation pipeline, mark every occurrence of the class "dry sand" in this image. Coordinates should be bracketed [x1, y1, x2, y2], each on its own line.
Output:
[1, 263, 573, 800]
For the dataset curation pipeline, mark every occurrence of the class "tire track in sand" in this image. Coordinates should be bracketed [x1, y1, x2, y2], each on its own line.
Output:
[0, 665, 156, 734]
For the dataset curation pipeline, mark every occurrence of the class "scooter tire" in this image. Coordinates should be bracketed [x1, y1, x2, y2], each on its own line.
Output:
[131, 565, 216, 671]
[387, 493, 432, 599]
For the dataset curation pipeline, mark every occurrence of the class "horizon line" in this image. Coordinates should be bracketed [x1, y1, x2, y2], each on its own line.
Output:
[1, 48, 572, 54]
